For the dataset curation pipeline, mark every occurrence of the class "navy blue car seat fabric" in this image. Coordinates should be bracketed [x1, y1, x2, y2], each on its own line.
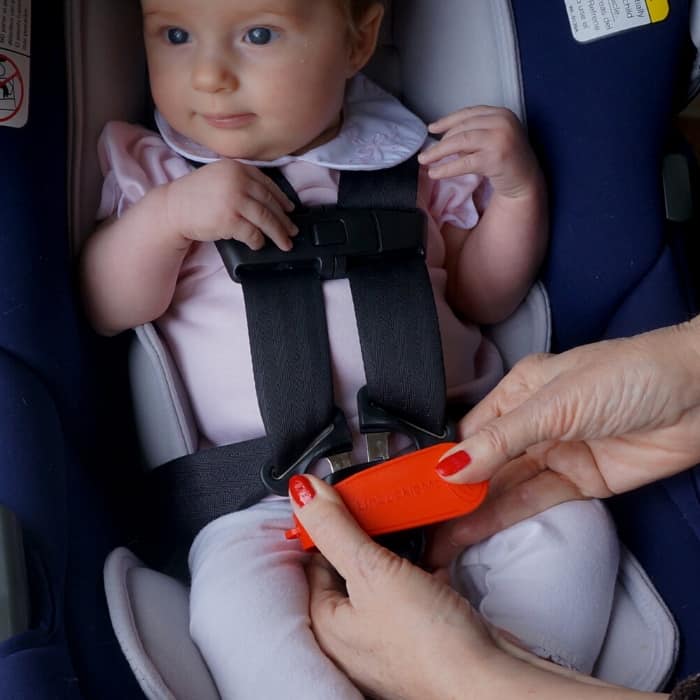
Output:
[0, 4, 143, 698]
[511, 0, 700, 685]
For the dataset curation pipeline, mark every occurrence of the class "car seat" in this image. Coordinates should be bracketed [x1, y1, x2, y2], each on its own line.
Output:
[0, 0, 698, 698]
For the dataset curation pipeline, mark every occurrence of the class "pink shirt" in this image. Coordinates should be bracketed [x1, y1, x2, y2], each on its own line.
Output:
[97, 81, 502, 454]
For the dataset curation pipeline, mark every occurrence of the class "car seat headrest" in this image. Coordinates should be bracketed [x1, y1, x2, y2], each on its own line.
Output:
[394, 0, 522, 124]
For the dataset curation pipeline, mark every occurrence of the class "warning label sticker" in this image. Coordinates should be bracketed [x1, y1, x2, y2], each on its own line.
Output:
[0, 0, 30, 128]
[565, 0, 670, 44]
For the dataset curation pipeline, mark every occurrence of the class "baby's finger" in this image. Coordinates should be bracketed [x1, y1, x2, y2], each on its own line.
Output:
[426, 152, 487, 180]
[439, 114, 514, 142]
[247, 167, 296, 213]
[428, 106, 507, 134]
[238, 195, 297, 251]
[224, 218, 265, 249]
[247, 180, 299, 237]
[419, 129, 490, 167]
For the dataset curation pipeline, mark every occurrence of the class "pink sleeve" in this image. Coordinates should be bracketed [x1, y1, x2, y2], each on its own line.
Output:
[96, 121, 192, 220]
[418, 164, 491, 231]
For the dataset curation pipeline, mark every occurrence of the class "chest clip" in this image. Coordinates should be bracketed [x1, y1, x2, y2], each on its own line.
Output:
[217, 206, 427, 282]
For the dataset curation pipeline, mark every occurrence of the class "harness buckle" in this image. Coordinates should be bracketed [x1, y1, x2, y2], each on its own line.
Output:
[260, 408, 353, 496]
[259, 387, 456, 496]
[216, 206, 427, 282]
[356, 385, 457, 449]
[323, 386, 456, 488]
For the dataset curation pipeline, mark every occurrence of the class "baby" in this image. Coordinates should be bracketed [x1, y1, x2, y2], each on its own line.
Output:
[81, 0, 620, 697]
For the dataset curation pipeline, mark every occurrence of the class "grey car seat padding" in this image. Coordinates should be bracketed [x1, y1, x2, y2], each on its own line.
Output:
[105, 541, 677, 700]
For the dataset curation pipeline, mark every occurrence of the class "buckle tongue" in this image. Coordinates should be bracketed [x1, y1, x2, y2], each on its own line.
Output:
[366, 432, 390, 462]
[327, 452, 354, 473]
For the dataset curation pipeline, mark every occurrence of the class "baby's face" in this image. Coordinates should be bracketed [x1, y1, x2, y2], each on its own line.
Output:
[141, 0, 358, 160]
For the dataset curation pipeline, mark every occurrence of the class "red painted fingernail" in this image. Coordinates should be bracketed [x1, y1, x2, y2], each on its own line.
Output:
[436, 451, 472, 477]
[289, 475, 316, 507]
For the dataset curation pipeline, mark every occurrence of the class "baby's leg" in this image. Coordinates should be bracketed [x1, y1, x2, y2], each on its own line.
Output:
[189, 499, 362, 700]
[451, 499, 619, 673]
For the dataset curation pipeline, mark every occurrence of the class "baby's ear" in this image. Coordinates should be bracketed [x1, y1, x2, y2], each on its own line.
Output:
[347, 3, 384, 76]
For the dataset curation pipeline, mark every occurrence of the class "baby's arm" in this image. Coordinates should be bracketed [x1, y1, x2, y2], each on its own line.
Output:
[419, 107, 548, 325]
[80, 160, 297, 336]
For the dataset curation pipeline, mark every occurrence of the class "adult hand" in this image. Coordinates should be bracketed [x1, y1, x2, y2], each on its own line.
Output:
[427, 320, 700, 568]
[289, 475, 659, 700]
[287, 474, 496, 700]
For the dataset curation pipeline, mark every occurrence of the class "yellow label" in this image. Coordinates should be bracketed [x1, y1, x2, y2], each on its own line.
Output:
[647, 0, 670, 23]
[565, 0, 671, 44]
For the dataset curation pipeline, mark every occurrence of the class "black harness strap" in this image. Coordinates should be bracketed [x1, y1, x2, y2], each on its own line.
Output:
[338, 156, 418, 209]
[240, 267, 336, 470]
[348, 257, 446, 435]
[242, 169, 338, 468]
[340, 161, 447, 435]
[143, 438, 270, 572]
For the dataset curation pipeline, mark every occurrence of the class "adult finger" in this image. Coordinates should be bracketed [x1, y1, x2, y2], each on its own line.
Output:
[289, 475, 377, 584]
[438, 396, 556, 484]
[306, 554, 352, 638]
[307, 553, 346, 604]
[439, 355, 556, 474]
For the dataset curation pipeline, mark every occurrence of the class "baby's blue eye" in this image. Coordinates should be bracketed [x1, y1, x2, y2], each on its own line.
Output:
[166, 27, 190, 45]
[245, 27, 276, 45]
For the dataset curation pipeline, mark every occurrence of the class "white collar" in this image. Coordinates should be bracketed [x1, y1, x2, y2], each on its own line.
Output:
[155, 74, 427, 171]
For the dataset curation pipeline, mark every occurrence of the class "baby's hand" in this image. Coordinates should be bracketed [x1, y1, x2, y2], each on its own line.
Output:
[418, 106, 540, 200]
[166, 160, 298, 251]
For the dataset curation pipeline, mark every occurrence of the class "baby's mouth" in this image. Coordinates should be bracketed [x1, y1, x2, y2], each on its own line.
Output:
[201, 113, 256, 129]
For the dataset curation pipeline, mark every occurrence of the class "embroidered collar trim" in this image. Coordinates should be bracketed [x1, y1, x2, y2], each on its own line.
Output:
[155, 74, 427, 171]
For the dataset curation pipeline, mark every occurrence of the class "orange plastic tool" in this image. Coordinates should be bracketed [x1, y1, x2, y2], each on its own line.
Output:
[285, 442, 488, 550]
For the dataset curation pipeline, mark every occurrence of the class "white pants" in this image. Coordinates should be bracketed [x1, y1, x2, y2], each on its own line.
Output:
[188, 499, 363, 700]
[189, 498, 619, 699]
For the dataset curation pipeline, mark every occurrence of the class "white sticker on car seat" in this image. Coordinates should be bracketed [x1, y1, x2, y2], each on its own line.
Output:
[0, 0, 30, 128]
[565, 0, 669, 43]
